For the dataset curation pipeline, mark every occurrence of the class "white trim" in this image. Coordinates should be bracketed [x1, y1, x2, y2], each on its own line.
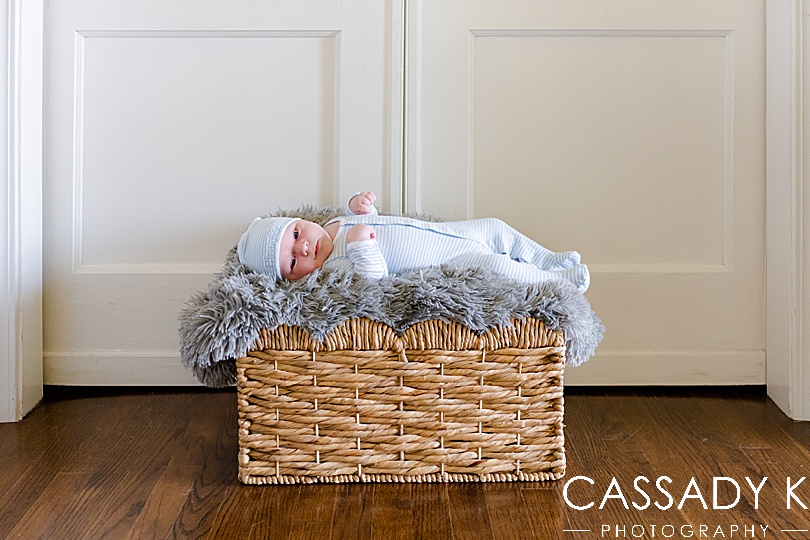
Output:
[16, 0, 43, 418]
[43, 349, 764, 387]
[468, 29, 735, 38]
[765, 0, 809, 420]
[568, 350, 765, 386]
[589, 263, 731, 274]
[1, 0, 13, 422]
[403, 0, 422, 214]
[44, 351, 198, 386]
[388, 0, 405, 214]
[802, 0, 810, 420]
[1, 0, 43, 423]
[73, 263, 223, 275]
[73, 29, 343, 39]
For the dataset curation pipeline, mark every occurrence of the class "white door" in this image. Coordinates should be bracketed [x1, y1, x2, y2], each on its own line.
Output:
[408, 1, 765, 384]
[43, 1, 400, 383]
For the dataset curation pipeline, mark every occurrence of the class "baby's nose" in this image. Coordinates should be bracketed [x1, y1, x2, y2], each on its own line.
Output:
[297, 240, 309, 257]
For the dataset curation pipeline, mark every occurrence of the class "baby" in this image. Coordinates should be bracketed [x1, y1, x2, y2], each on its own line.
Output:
[237, 192, 590, 293]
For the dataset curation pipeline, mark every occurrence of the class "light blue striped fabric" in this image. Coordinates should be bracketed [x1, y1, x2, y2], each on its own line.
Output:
[322, 215, 589, 292]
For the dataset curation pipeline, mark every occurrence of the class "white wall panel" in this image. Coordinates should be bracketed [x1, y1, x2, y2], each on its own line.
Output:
[409, 0, 765, 384]
[43, 0, 400, 383]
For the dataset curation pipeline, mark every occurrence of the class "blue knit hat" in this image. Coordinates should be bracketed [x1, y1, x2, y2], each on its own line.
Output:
[237, 217, 299, 280]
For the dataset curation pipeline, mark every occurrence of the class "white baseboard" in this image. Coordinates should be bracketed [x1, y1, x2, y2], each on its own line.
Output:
[566, 350, 765, 386]
[44, 351, 201, 386]
[44, 349, 765, 387]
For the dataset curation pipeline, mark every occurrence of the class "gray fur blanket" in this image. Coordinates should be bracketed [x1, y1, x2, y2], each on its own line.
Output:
[179, 205, 604, 387]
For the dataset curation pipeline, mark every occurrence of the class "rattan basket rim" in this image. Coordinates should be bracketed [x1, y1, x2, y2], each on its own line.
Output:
[251, 317, 564, 354]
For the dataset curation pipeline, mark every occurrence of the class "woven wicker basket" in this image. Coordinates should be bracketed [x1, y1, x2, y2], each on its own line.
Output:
[236, 317, 565, 484]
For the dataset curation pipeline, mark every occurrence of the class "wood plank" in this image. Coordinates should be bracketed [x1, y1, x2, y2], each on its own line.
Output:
[288, 484, 342, 540]
[328, 484, 374, 540]
[614, 390, 772, 532]
[692, 393, 810, 535]
[133, 391, 240, 540]
[5, 471, 94, 539]
[516, 485, 566, 539]
[484, 482, 554, 540]
[248, 485, 300, 540]
[126, 455, 205, 539]
[564, 391, 692, 534]
[3, 390, 170, 538]
[205, 484, 272, 540]
[0, 392, 106, 536]
[411, 484, 452, 539]
[446, 483, 494, 540]
[370, 483, 414, 540]
[170, 390, 239, 539]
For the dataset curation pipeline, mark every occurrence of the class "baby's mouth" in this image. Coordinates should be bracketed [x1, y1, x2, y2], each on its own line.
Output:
[315, 241, 319, 257]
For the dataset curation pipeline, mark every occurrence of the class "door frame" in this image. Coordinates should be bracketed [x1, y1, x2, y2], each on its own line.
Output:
[2, 0, 44, 422]
[765, 0, 808, 420]
[3, 0, 806, 421]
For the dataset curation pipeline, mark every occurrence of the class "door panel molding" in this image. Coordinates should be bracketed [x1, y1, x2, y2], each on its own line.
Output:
[465, 28, 736, 274]
[71, 29, 343, 274]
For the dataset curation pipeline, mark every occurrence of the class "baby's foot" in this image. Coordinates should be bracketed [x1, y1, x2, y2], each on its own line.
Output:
[562, 264, 590, 293]
[544, 250, 581, 270]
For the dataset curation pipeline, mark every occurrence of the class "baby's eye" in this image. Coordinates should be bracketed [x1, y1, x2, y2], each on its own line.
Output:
[293, 230, 299, 240]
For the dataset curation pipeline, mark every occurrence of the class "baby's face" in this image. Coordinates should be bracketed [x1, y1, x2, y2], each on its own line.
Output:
[278, 219, 334, 281]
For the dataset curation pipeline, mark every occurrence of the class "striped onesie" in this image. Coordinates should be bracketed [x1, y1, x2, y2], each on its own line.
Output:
[322, 212, 589, 293]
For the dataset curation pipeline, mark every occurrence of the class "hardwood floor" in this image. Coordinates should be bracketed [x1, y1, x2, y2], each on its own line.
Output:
[1, 386, 809, 539]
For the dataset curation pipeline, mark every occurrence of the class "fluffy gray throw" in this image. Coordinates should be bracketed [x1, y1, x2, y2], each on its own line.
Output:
[179, 205, 605, 387]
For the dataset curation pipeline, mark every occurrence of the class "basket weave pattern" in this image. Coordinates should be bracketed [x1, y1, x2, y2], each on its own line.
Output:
[237, 318, 565, 484]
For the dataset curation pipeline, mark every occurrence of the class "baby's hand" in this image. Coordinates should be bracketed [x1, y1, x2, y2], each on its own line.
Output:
[349, 191, 377, 215]
[346, 224, 376, 243]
